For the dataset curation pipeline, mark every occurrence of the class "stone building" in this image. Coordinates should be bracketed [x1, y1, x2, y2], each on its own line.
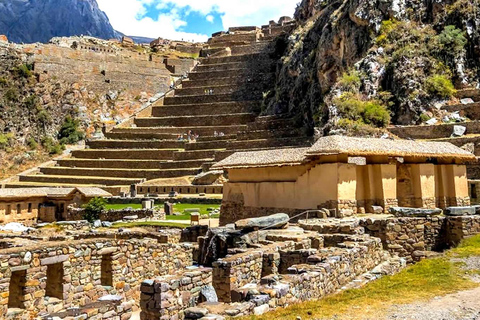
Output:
[214, 136, 475, 225]
[0, 187, 111, 225]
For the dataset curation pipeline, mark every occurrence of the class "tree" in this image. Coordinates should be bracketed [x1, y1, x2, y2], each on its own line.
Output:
[83, 197, 107, 223]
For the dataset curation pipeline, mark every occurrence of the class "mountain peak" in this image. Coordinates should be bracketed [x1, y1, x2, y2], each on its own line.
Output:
[0, 0, 120, 43]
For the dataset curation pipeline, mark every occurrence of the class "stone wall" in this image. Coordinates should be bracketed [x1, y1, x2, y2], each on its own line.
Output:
[360, 215, 480, 262]
[29, 44, 171, 95]
[0, 236, 194, 319]
[212, 242, 296, 302]
[140, 267, 213, 320]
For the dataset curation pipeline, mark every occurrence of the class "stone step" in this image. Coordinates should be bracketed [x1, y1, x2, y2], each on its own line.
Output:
[196, 134, 237, 142]
[226, 137, 312, 150]
[230, 42, 271, 55]
[110, 125, 248, 136]
[188, 66, 274, 81]
[200, 53, 268, 65]
[164, 93, 262, 105]
[195, 59, 272, 72]
[19, 174, 144, 186]
[134, 113, 256, 127]
[39, 167, 201, 180]
[236, 128, 307, 140]
[181, 73, 275, 88]
[56, 159, 210, 170]
[71, 149, 178, 160]
[152, 101, 259, 117]
[4, 182, 125, 195]
[388, 121, 480, 139]
[455, 88, 480, 101]
[104, 132, 178, 140]
[247, 116, 299, 131]
[86, 139, 186, 149]
[173, 149, 219, 161]
[443, 102, 480, 120]
[175, 84, 264, 97]
[184, 140, 231, 151]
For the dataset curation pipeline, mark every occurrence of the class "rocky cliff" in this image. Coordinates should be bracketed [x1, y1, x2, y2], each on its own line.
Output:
[0, 0, 119, 43]
[264, 0, 480, 135]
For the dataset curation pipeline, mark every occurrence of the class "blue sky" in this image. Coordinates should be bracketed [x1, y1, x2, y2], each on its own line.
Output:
[96, 0, 298, 42]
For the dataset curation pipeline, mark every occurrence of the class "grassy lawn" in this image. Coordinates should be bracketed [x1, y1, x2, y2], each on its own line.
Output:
[105, 202, 221, 221]
[242, 234, 480, 320]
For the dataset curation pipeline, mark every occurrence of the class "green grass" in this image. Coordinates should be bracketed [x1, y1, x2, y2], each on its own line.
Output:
[110, 221, 187, 229]
[104, 203, 221, 221]
[243, 234, 480, 320]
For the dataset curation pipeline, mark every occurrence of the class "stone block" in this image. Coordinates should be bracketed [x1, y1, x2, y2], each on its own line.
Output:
[445, 206, 476, 216]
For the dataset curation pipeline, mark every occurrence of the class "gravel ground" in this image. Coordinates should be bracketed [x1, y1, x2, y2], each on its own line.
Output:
[385, 256, 480, 320]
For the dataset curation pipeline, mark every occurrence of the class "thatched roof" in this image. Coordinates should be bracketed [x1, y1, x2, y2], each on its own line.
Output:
[214, 136, 475, 169]
[307, 135, 475, 159]
[212, 147, 310, 169]
[0, 187, 112, 200]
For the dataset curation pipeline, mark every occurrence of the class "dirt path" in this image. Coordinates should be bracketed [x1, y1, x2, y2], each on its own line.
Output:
[386, 287, 480, 320]
[385, 256, 480, 320]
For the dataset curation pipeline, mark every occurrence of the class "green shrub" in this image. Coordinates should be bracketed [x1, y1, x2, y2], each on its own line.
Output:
[24, 94, 39, 110]
[337, 119, 378, 136]
[363, 101, 391, 128]
[41, 136, 64, 155]
[338, 69, 361, 92]
[0, 77, 7, 86]
[4, 88, 19, 102]
[334, 93, 390, 128]
[16, 64, 33, 78]
[36, 108, 52, 125]
[436, 25, 467, 54]
[83, 197, 107, 223]
[58, 116, 85, 145]
[26, 137, 38, 150]
[0, 133, 14, 150]
[420, 114, 431, 122]
[425, 74, 456, 98]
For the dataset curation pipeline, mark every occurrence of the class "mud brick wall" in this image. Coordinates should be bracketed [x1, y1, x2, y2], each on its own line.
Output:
[0, 238, 193, 318]
[140, 267, 213, 320]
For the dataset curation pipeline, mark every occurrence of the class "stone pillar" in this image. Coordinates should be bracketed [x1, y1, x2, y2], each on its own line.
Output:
[411, 164, 436, 208]
[364, 164, 397, 213]
[336, 163, 357, 215]
[450, 165, 470, 206]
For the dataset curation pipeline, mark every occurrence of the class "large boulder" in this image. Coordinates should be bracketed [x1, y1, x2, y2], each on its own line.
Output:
[389, 207, 443, 217]
[235, 213, 290, 231]
[192, 170, 224, 185]
[445, 206, 476, 216]
[184, 307, 208, 319]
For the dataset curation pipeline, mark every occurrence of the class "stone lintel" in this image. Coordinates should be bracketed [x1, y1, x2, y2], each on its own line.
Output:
[40, 254, 69, 266]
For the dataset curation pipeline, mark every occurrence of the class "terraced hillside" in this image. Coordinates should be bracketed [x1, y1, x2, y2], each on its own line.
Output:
[7, 26, 312, 194]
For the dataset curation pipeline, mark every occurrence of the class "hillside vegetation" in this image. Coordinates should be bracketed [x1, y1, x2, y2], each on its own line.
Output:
[264, 0, 480, 136]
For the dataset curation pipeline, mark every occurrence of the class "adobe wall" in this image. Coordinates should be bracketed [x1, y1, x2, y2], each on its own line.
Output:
[0, 236, 194, 319]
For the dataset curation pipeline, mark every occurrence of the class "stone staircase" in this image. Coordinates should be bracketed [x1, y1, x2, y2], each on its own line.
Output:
[8, 27, 312, 195]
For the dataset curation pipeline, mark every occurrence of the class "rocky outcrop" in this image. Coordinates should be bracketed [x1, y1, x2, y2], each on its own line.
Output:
[0, 0, 119, 43]
[264, 0, 480, 134]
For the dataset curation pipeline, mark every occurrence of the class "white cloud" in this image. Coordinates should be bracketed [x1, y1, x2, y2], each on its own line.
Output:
[96, 0, 298, 42]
